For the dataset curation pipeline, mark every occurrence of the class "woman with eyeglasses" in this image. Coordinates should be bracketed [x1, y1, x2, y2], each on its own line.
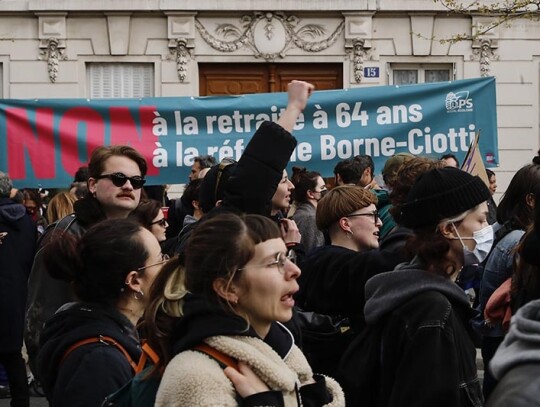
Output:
[37, 218, 168, 406]
[128, 199, 169, 242]
[140, 213, 344, 406]
[289, 166, 327, 254]
[295, 185, 389, 377]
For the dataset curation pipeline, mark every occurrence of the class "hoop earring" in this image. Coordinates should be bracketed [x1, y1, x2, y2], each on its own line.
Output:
[134, 289, 144, 301]
[346, 230, 354, 239]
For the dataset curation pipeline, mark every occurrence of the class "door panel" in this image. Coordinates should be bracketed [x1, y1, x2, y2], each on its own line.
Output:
[199, 63, 342, 96]
[200, 64, 270, 95]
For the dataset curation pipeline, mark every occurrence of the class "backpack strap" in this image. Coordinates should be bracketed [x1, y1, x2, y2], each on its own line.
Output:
[135, 341, 160, 374]
[193, 343, 239, 370]
[61, 335, 138, 372]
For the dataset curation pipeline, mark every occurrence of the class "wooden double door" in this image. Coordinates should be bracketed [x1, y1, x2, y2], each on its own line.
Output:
[199, 63, 343, 95]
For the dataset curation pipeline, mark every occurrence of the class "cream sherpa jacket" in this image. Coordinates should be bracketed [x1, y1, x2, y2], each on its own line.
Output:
[155, 334, 345, 406]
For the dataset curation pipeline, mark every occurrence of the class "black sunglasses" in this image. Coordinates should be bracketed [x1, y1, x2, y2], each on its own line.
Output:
[151, 218, 168, 227]
[94, 172, 146, 189]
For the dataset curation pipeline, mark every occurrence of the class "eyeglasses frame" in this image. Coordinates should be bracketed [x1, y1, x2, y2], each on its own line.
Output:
[346, 210, 380, 224]
[137, 253, 170, 271]
[237, 249, 297, 274]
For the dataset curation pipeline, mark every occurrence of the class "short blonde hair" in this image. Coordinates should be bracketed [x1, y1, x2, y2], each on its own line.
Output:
[47, 191, 76, 223]
[316, 185, 377, 231]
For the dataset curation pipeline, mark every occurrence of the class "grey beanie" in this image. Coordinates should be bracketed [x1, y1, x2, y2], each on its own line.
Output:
[399, 167, 490, 229]
[0, 171, 12, 198]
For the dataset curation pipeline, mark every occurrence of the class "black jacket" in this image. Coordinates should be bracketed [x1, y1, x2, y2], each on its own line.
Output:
[297, 245, 406, 329]
[295, 245, 406, 377]
[38, 302, 141, 407]
[170, 293, 332, 407]
[25, 196, 107, 375]
[0, 198, 37, 351]
[340, 258, 483, 407]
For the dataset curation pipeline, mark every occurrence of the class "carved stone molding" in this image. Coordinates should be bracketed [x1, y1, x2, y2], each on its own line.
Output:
[195, 12, 344, 61]
[38, 38, 67, 83]
[168, 38, 191, 82]
[472, 39, 498, 77]
[351, 39, 371, 83]
[36, 13, 67, 83]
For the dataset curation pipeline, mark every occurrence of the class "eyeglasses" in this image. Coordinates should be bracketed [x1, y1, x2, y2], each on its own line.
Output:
[94, 172, 146, 190]
[151, 218, 168, 227]
[347, 210, 380, 223]
[137, 253, 170, 271]
[237, 250, 297, 274]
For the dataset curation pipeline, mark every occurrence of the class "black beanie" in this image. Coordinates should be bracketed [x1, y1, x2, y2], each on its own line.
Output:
[198, 159, 237, 214]
[399, 167, 491, 229]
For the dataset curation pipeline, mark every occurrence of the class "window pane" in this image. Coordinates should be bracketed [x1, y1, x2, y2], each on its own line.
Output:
[393, 70, 418, 85]
[88, 63, 154, 98]
[425, 70, 450, 83]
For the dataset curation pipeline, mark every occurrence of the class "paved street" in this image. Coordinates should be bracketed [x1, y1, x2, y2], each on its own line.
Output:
[0, 396, 47, 407]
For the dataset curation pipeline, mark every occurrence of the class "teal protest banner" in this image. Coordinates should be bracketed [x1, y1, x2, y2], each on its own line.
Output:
[0, 76, 497, 188]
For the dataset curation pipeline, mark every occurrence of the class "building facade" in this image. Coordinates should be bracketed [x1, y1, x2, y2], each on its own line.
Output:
[0, 0, 537, 197]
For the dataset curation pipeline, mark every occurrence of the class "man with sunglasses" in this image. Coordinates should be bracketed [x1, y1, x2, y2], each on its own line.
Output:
[25, 145, 147, 382]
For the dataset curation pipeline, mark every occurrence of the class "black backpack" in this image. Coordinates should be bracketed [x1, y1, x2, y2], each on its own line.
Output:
[337, 322, 385, 406]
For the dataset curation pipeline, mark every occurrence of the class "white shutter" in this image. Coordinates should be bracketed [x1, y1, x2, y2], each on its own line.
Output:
[87, 63, 154, 98]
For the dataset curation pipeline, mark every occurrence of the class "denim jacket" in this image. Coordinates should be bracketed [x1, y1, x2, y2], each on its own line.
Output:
[473, 229, 524, 337]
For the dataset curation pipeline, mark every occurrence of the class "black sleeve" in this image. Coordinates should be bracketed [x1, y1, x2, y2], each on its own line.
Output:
[243, 390, 285, 407]
[299, 375, 333, 406]
[223, 121, 297, 217]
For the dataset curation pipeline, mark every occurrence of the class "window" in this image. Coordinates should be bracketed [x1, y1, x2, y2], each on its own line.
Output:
[0, 63, 3, 97]
[390, 63, 453, 85]
[87, 63, 154, 98]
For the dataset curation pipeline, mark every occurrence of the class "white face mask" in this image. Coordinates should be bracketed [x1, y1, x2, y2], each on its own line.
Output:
[450, 224, 494, 265]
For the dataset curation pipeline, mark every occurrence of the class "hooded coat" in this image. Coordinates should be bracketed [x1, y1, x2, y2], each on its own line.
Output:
[38, 302, 141, 407]
[155, 294, 344, 407]
[487, 299, 540, 407]
[339, 258, 483, 407]
[0, 197, 36, 351]
[25, 196, 107, 374]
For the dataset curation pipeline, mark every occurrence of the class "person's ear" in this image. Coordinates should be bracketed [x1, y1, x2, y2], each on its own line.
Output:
[338, 216, 351, 233]
[306, 189, 317, 200]
[88, 177, 97, 194]
[124, 270, 143, 292]
[212, 277, 238, 304]
[526, 192, 536, 208]
[439, 222, 457, 239]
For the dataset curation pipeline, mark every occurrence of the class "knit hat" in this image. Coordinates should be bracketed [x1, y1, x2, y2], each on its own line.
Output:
[198, 158, 237, 214]
[382, 153, 414, 185]
[0, 171, 12, 198]
[399, 167, 490, 229]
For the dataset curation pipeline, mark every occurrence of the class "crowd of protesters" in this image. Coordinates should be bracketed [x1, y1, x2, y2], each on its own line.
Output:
[1, 80, 539, 407]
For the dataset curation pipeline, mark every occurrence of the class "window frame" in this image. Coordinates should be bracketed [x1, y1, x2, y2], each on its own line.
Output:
[389, 62, 455, 85]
